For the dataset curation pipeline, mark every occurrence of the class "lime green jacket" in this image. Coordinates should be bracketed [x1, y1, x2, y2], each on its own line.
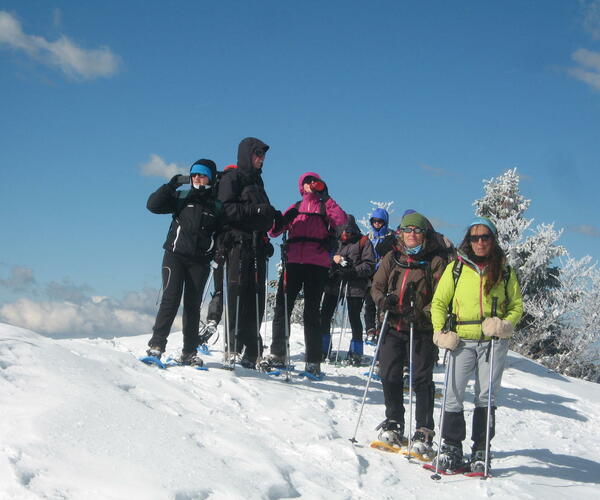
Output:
[430, 253, 523, 340]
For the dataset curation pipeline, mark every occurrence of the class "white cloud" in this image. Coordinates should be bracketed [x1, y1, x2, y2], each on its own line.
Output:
[568, 48, 600, 91]
[0, 266, 35, 291]
[0, 10, 119, 80]
[138, 154, 187, 179]
[568, 224, 600, 237]
[582, 0, 600, 40]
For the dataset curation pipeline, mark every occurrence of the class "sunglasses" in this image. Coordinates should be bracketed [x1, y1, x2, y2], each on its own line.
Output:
[191, 172, 207, 178]
[398, 227, 425, 234]
[371, 218, 385, 225]
[254, 150, 266, 158]
[469, 234, 493, 243]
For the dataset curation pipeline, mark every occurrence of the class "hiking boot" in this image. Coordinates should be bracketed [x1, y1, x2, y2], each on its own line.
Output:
[470, 449, 491, 473]
[377, 419, 405, 446]
[304, 362, 322, 378]
[433, 443, 464, 472]
[146, 346, 164, 359]
[240, 356, 257, 370]
[265, 354, 286, 369]
[411, 427, 435, 456]
[346, 351, 363, 367]
[177, 351, 204, 367]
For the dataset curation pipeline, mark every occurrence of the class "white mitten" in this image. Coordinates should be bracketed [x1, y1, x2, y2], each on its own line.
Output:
[482, 317, 514, 338]
[433, 330, 460, 351]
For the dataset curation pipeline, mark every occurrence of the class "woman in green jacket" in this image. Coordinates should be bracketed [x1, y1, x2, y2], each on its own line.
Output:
[430, 217, 523, 473]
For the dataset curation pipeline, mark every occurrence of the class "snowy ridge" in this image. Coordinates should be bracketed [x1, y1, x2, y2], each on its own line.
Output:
[1, 322, 599, 499]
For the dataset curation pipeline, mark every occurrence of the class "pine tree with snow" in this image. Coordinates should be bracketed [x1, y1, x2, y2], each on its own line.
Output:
[473, 168, 600, 382]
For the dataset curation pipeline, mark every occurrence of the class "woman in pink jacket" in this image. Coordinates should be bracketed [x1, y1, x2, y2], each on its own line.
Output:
[266, 172, 347, 377]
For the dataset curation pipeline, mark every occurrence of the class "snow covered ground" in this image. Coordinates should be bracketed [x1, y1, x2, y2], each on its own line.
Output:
[1, 321, 599, 499]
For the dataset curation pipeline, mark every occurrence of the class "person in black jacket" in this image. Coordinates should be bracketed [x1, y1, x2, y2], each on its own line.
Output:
[217, 137, 276, 369]
[145, 159, 224, 367]
[320, 215, 376, 366]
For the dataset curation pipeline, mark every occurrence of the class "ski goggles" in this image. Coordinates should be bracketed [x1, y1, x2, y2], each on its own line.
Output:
[397, 227, 425, 234]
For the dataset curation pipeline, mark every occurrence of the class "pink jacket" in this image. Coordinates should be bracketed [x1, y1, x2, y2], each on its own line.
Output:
[270, 172, 347, 268]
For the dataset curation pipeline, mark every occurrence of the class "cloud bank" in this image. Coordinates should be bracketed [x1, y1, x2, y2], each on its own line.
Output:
[138, 154, 187, 179]
[0, 266, 176, 338]
[0, 10, 119, 80]
[569, 48, 600, 91]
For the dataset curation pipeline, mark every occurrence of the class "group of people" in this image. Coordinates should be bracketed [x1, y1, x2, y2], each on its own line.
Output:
[143, 137, 524, 474]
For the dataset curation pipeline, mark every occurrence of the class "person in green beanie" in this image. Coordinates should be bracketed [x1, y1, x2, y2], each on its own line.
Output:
[370, 211, 448, 457]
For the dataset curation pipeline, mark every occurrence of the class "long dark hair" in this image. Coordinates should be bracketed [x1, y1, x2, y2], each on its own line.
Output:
[458, 226, 506, 296]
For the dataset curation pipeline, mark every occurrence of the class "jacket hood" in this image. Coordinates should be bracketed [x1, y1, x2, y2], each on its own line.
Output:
[337, 214, 361, 237]
[298, 171, 322, 194]
[370, 208, 389, 225]
[237, 137, 269, 171]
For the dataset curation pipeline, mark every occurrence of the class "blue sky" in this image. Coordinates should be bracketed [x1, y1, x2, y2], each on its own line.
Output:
[1, 0, 599, 337]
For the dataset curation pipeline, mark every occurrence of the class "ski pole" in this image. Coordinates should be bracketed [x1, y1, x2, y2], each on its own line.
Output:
[281, 232, 292, 382]
[483, 297, 499, 480]
[253, 232, 263, 368]
[233, 241, 244, 364]
[405, 283, 416, 460]
[350, 310, 390, 444]
[325, 280, 344, 361]
[222, 260, 233, 369]
[431, 349, 453, 481]
[262, 259, 270, 348]
[334, 281, 350, 365]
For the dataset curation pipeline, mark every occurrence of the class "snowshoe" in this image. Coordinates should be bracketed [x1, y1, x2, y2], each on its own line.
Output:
[431, 443, 464, 473]
[299, 362, 323, 380]
[264, 354, 286, 369]
[140, 346, 166, 368]
[346, 351, 364, 367]
[376, 419, 405, 447]
[411, 428, 435, 456]
[146, 346, 164, 359]
[176, 351, 205, 368]
[240, 356, 257, 370]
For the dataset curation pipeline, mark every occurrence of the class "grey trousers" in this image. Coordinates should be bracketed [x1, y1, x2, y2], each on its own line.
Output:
[445, 338, 509, 412]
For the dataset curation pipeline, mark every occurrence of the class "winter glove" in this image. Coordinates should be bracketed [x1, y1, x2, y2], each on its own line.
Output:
[283, 206, 299, 225]
[400, 305, 418, 323]
[380, 293, 399, 312]
[340, 267, 356, 280]
[433, 330, 460, 351]
[168, 174, 188, 190]
[482, 317, 514, 338]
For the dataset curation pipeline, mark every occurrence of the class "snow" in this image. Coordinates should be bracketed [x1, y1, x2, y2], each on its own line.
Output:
[1, 322, 599, 499]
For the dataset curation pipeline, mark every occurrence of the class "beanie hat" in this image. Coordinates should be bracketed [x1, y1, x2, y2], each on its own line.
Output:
[469, 217, 497, 236]
[400, 212, 428, 230]
[190, 159, 216, 182]
[402, 208, 416, 217]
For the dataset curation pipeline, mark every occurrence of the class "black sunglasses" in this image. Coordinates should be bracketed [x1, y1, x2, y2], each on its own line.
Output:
[398, 227, 425, 234]
[469, 234, 493, 243]
[371, 218, 385, 225]
[254, 150, 266, 158]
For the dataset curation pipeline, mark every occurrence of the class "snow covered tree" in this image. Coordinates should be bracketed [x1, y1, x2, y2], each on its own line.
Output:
[473, 168, 599, 382]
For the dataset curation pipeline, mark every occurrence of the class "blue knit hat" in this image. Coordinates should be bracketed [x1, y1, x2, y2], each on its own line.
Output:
[469, 217, 497, 236]
[190, 163, 213, 181]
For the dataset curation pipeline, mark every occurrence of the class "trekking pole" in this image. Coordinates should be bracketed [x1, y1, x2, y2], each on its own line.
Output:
[281, 232, 292, 382]
[262, 259, 270, 348]
[334, 281, 350, 365]
[201, 264, 216, 310]
[350, 310, 390, 444]
[431, 349, 453, 481]
[233, 241, 243, 364]
[253, 232, 263, 368]
[483, 297, 499, 480]
[405, 283, 416, 460]
[222, 260, 233, 370]
[326, 280, 345, 361]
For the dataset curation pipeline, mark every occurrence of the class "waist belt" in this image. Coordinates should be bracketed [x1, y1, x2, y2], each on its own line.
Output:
[456, 319, 483, 325]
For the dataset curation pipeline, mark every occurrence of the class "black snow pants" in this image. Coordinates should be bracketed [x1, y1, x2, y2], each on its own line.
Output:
[378, 327, 436, 431]
[271, 263, 329, 364]
[149, 250, 211, 353]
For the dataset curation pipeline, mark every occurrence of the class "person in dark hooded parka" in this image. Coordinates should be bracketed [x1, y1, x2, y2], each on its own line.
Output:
[320, 215, 376, 365]
[217, 137, 276, 368]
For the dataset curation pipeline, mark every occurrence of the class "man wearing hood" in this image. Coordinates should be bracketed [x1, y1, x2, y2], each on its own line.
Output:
[217, 137, 276, 368]
[145, 159, 223, 367]
[266, 172, 347, 378]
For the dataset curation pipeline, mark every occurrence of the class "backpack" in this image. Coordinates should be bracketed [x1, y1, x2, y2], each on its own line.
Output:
[285, 200, 337, 251]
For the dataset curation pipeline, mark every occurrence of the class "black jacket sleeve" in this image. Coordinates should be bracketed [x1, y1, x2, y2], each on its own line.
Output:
[147, 184, 177, 214]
